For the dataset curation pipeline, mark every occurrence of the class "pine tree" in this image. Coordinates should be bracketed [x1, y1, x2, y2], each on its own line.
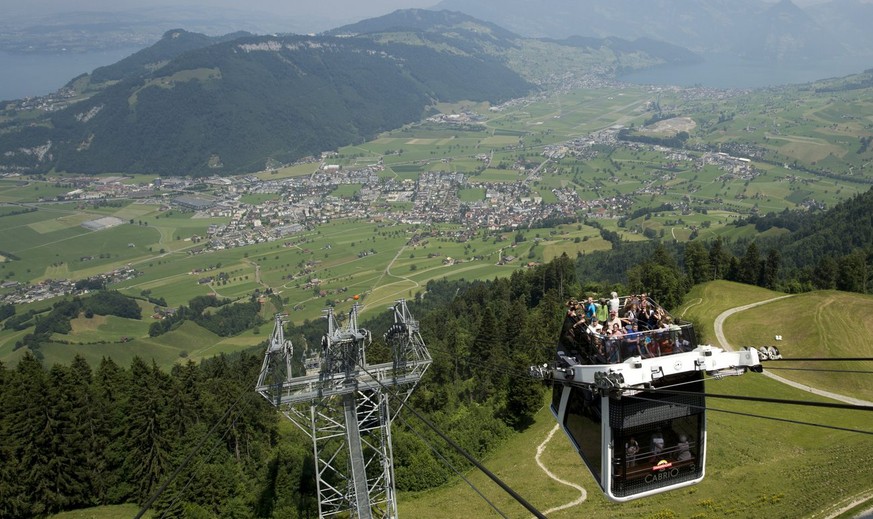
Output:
[43, 364, 92, 511]
[812, 256, 838, 290]
[837, 250, 868, 293]
[503, 352, 543, 430]
[761, 249, 781, 289]
[708, 236, 732, 280]
[0, 360, 27, 518]
[68, 355, 113, 506]
[6, 352, 54, 516]
[93, 356, 127, 503]
[739, 242, 762, 285]
[121, 357, 173, 503]
[471, 306, 503, 400]
[684, 241, 712, 285]
[168, 360, 203, 438]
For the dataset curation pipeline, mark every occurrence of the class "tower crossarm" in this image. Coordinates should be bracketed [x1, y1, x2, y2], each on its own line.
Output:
[255, 313, 293, 404]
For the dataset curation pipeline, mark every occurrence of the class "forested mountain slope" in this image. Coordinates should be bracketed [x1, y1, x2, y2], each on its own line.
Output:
[0, 17, 532, 176]
[0, 9, 692, 177]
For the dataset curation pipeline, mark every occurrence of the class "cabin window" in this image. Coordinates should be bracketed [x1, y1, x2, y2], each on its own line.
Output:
[607, 382, 705, 498]
[564, 386, 603, 484]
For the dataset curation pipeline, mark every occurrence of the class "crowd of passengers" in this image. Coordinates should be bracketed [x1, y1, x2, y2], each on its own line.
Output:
[558, 292, 693, 366]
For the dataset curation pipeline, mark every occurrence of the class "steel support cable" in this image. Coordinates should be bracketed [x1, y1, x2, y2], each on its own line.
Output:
[639, 387, 873, 413]
[764, 366, 873, 374]
[158, 411, 241, 519]
[776, 357, 873, 362]
[629, 393, 873, 437]
[395, 413, 509, 519]
[424, 341, 547, 380]
[135, 375, 260, 518]
[135, 394, 246, 518]
[357, 363, 548, 519]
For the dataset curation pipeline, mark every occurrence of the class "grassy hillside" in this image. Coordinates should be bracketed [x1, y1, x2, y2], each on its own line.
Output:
[398, 281, 873, 518]
[50, 504, 148, 519]
[722, 289, 873, 402]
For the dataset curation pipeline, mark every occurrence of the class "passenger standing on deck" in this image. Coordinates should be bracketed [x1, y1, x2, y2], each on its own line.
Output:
[623, 303, 638, 328]
[587, 316, 604, 335]
[596, 298, 609, 323]
[607, 309, 622, 331]
[584, 296, 597, 321]
[560, 300, 585, 356]
[609, 291, 621, 314]
[607, 323, 624, 363]
[623, 323, 642, 359]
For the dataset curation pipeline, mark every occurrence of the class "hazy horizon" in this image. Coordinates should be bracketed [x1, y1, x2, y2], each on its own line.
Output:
[4, 1, 438, 30]
[3, 0, 872, 100]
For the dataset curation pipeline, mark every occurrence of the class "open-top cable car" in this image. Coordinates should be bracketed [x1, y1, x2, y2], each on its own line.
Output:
[533, 295, 762, 502]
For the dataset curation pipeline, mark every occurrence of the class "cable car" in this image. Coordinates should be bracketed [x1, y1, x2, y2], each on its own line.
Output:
[535, 296, 762, 502]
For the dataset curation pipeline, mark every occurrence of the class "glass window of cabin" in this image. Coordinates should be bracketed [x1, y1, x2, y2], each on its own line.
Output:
[551, 383, 563, 416]
[564, 386, 603, 484]
[607, 378, 705, 498]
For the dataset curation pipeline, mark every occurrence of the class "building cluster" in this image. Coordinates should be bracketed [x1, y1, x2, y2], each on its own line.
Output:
[1, 266, 137, 305]
[425, 111, 485, 125]
[701, 152, 758, 181]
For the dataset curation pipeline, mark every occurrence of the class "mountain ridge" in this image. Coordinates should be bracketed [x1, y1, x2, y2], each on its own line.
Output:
[0, 9, 693, 177]
[432, 0, 873, 64]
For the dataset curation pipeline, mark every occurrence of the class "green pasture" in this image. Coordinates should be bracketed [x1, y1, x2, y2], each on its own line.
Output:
[57, 313, 152, 343]
[50, 504, 149, 519]
[0, 205, 31, 217]
[332, 184, 362, 197]
[0, 180, 69, 203]
[458, 188, 486, 202]
[480, 135, 521, 146]
[0, 327, 34, 364]
[254, 162, 319, 180]
[0, 211, 162, 283]
[470, 168, 524, 182]
[681, 80, 873, 185]
[433, 100, 492, 115]
[0, 202, 237, 284]
[109, 203, 162, 221]
[34, 319, 233, 369]
[541, 235, 612, 260]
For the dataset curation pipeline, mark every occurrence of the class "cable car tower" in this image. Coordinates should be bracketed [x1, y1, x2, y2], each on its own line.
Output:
[256, 300, 431, 518]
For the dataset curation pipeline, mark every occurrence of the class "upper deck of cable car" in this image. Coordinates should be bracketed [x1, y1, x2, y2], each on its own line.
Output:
[557, 293, 696, 368]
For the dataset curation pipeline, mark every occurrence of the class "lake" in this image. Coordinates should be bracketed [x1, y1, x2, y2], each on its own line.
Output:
[2, 48, 872, 101]
[620, 53, 873, 89]
[0, 47, 143, 101]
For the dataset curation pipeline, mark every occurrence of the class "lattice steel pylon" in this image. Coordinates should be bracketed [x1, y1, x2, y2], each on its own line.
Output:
[256, 300, 431, 519]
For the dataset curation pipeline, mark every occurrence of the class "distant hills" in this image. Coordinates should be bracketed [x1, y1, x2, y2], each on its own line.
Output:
[433, 0, 873, 64]
[0, 9, 695, 177]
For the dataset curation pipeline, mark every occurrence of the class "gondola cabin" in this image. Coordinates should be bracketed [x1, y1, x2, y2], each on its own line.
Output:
[542, 295, 761, 502]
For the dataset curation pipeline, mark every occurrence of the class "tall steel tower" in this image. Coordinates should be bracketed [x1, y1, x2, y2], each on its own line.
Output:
[256, 300, 431, 518]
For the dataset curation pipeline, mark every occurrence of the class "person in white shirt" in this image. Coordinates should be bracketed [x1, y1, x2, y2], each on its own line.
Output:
[608, 291, 620, 314]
